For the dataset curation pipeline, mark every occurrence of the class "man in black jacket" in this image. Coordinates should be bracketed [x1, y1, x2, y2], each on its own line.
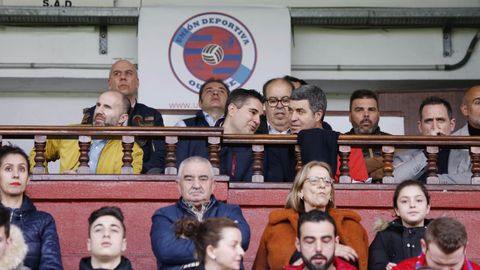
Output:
[79, 206, 133, 270]
[175, 78, 229, 127]
[345, 89, 390, 182]
[81, 59, 165, 174]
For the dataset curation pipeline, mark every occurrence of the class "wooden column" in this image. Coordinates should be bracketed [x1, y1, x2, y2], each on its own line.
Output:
[294, 145, 303, 173]
[471, 146, 480, 184]
[381, 145, 395, 184]
[426, 146, 439, 184]
[121, 136, 134, 174]
[252, 144, 264, 183]
[165, 136, 178, 175]
[208, 136, 221, 175]
[77, 136, 91, 174]
[338, 145, 351, 183]
[33, 135, 47, 174]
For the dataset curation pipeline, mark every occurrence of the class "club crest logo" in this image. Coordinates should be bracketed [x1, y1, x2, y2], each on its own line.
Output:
[169, 12, 257, 93]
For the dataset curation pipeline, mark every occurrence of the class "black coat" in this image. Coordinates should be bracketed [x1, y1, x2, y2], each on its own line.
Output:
[7, 195, 63, 270]
[79, 256, 133, 270]
[368, 218, 431, 270]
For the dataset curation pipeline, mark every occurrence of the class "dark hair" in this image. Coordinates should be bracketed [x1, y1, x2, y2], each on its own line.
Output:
[262, 78, 294, 97]
[0, 145, 30, 174]
[224, 88, 264, 117]
[283, 75, 307, 87]
[290, 84, 327, 114]
[297, 209, 337, 239]
[419, 96, 453, 120]
[175, 218, 240, 264]
[349, 89, 378, 111]
[198, 78, 230, 102]
[425, 217, 467, 254]
[393, 180, 430, 209]
[0, 205, 11, 238]
[88, 206, 126, 237]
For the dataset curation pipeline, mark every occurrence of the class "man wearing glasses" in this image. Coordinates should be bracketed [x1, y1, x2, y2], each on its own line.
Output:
[258, 78, 294, 134]
[257, 78, 297, 182]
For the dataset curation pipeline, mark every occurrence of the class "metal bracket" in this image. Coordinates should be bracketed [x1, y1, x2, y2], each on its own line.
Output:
[443, 27, 452, 57]
[99, 25, 108, 55]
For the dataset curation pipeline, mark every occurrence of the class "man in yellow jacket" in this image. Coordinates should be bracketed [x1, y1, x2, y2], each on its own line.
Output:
[29, 91, 143, 174]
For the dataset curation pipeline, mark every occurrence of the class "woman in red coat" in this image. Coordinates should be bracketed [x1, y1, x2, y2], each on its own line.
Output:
[253, 160, 369, 270]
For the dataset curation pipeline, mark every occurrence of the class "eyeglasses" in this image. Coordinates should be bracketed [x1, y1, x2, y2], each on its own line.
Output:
[266, 96, 290, 107]
[305, 176, 333, 186]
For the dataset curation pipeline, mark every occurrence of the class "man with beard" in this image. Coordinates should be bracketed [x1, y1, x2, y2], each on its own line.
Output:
[82, 59, 165, 174]
[150, 156, 250, 270]
[30, 91, 143, 174]
[345, 89, 390, 182]
[285, 210, 357, 270]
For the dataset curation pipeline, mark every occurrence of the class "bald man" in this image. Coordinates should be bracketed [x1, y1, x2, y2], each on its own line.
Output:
[459, 85, 480, 132]
[31, 91, 143, 174]
[82, 59, 165, 174]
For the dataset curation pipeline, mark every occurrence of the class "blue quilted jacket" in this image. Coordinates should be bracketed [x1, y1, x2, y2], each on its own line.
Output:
[8, 195, 63, 270]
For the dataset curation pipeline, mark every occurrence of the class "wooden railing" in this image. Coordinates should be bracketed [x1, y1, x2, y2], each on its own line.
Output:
[2, 126, 480, 184]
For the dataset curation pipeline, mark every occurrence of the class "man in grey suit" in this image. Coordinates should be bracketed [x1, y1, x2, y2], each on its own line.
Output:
[393, 96, 474, 184]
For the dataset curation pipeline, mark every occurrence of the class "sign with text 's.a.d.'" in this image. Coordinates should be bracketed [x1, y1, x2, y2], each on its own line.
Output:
[138, 6, 291, 110]
[42, 0, 72, 7]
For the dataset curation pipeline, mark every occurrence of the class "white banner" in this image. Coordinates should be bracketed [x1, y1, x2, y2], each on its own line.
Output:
[138, 6, 291, 110]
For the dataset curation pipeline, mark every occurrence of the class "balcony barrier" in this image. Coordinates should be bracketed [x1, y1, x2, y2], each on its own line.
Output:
[0, 126, 480, 184]
[2, 125, 479, 184]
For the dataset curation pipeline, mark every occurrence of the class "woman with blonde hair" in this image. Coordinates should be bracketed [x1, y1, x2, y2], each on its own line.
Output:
[253, 160, 368, 270]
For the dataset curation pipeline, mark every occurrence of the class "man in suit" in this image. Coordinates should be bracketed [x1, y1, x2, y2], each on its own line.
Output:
[393, 96, 473, 184]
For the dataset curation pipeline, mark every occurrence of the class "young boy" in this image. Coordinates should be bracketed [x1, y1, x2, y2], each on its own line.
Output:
[79, 206, 133, 270]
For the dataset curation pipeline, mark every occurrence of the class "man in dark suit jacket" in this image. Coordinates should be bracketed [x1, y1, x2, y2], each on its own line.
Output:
[175, 78, 230, 127]
[176, 88, 264, 182]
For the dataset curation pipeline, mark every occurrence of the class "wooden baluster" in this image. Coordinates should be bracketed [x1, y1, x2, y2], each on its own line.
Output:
[165, 136, 178, 175]
[425, 146, 439, 184]
[252, 144, 264, 182]
[121, 136, 134, 174]
[295, 145, 303, 173]
[33, 135, 47, 174]
[381, 145, 395, 184]
[470, 146, 480, 184]
[77, 135, 91, 174]
[338, 145, 351, 183]
[208, 136, 221, 175]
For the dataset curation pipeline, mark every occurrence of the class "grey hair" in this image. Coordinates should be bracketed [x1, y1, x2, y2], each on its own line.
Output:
[290, 84, 327, 114]
[177, 156, 215, 180]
